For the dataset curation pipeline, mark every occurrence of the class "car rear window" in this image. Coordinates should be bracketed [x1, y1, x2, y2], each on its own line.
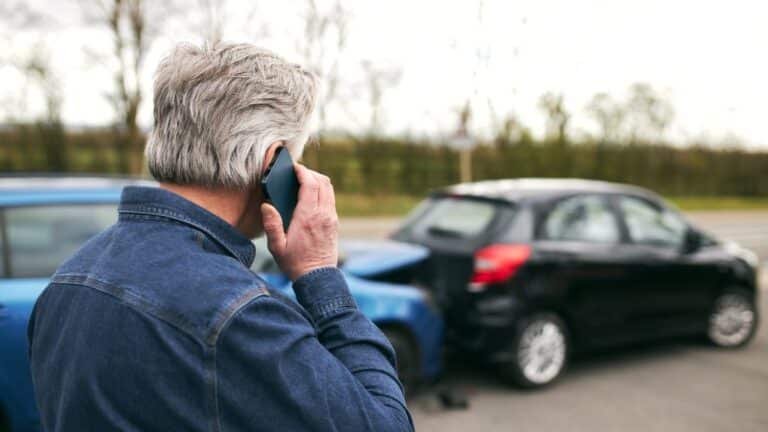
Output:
[403, 196, 500, 239]
[4, 204, 117, 278]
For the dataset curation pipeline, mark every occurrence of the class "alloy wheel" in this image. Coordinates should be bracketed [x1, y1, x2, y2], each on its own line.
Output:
[708, 293, 756, 347]
[517, 318, 567, 385]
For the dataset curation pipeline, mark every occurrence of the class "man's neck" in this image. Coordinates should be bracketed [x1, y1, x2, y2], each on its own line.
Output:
[160, 183, 248, 228]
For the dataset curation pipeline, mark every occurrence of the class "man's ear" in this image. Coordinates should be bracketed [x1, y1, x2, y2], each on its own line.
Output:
[261, 142, 284, 177]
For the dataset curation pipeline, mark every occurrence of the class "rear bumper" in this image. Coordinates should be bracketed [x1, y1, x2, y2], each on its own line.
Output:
[447, 292, 528, 360]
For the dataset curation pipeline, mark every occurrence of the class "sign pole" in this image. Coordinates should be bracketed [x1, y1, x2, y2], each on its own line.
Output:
[460, 148, 472, 183]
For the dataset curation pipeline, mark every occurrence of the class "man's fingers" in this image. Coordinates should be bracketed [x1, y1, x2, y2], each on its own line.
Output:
[313, 173, 338, 235]
[326, 177, 336, 209]
[316, 173, 334, 211]
[294, 164, 320, 210]
[261, 203, 286, 256]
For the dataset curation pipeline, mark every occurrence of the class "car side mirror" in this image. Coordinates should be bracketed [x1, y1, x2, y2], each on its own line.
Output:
[682, 229, 702, 254]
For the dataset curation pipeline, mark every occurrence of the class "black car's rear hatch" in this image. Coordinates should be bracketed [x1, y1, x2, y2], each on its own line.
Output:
[391, 193, 519, 316]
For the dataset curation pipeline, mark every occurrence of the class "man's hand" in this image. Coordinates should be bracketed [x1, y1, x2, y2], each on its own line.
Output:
[261, 164, 339, 281]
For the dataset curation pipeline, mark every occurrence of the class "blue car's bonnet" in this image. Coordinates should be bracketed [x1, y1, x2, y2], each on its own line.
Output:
[264, 272, 425, 302]
[341, 240, 429, 278]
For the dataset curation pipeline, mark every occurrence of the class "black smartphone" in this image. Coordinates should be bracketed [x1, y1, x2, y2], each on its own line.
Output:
[261, 146, 299, 232]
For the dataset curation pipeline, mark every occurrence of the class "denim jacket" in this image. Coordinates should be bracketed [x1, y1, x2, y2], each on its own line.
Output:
[27, 186, 413, 432]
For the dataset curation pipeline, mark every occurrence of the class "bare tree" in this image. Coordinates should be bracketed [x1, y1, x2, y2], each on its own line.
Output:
[456, 101, 472, 139]
[299, 0, 349, 139]
[190, 0, 269, 44]
[493, 114, 527, 146]
[23, 46, 63, 126]
[27, 46, 67, 170]
[197, 0, 226, 44]
[0, 1, 43, 35]
[0, 1, 46, 120]
[626, 82, 674, 143]
[360, 60, 401, 136]
[538, 92, 570, 144]
[586, 92, 626, 144]
[80, 0, 172, 173]
[0, 2, 66, 170]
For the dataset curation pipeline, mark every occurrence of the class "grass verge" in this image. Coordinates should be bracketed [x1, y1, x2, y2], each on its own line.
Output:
[336, 194, 422, 217]
[668, 196, 768, 211]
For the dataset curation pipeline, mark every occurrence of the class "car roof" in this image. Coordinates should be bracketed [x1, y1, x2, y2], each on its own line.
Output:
[0, 176, 155, 206]
[0, 175, 153, 190]
[439, 178, 661, 203]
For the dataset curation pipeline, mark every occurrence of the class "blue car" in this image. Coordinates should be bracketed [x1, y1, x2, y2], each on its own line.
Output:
[0, 177, 442, 432]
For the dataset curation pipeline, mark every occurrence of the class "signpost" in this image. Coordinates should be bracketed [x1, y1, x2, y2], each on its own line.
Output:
[450, 135, 474, 183]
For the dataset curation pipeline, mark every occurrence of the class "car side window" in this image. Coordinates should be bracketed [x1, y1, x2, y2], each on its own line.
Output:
[543, 195, 620, 244]
[618, 196, 687, 248]
[5, 204, 116, 278]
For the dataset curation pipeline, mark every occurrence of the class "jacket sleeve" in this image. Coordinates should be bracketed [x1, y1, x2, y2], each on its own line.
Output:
[214, 267, 414, 432]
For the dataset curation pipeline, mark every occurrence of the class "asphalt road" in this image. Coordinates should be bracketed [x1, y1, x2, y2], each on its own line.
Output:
[340, 210, 768, 432]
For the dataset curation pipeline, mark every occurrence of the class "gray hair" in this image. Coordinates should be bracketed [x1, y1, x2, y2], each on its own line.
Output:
[145, 42, 318, 188]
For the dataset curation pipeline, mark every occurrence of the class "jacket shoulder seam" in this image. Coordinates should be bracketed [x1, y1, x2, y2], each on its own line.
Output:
[51, 274, 205, 343]
[205, 284, 271, 346]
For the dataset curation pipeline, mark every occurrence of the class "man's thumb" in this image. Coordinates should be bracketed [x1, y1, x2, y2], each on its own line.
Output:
[261, 203, 286, 256]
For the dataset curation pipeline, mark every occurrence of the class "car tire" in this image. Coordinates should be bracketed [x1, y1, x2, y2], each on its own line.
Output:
[707, 289, 758, 348]
[500, 312, 569, 388]
[0, 407, 9, 432]
[382, 327, 421, 395]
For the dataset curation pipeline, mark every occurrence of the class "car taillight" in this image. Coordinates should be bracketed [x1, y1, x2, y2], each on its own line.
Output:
[469, 244, 531, 292]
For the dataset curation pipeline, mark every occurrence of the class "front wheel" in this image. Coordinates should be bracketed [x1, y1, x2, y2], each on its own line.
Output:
[707, 290, 758, 348]
[500, 313, 569, 388]
[382, 328, 421, 395]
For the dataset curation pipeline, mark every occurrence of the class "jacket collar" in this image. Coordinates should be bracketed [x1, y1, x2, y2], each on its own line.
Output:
[118, 186, 256, 267]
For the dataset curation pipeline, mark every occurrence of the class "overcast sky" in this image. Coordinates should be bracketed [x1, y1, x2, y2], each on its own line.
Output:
[2, 0, 767, 147]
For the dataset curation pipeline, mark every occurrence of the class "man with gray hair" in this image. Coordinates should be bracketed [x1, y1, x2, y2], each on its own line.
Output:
[28, 43, 413, 431]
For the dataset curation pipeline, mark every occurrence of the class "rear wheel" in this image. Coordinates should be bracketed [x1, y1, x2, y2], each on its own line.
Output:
[707, 289, 758, 348]
[382, 327, 421, 395]
[500, 313, 569, 388]
[0, 406, 9, 432]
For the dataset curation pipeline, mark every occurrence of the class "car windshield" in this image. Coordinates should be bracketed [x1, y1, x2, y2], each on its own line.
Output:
[403, 196, 500, 239]
[4, 204, 117, 278]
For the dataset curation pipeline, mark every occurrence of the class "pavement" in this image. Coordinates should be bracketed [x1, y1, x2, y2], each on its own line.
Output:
[340, 210, 768, 432]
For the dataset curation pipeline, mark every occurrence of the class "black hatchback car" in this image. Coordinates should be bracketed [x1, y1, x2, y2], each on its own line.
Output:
[391, 178, 760, 388]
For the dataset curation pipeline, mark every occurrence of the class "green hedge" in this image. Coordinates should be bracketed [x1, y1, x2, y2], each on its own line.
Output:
[2, 125, 767, 197]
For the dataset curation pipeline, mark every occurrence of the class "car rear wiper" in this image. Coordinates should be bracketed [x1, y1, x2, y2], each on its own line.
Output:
[427, 226, 465, 238]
